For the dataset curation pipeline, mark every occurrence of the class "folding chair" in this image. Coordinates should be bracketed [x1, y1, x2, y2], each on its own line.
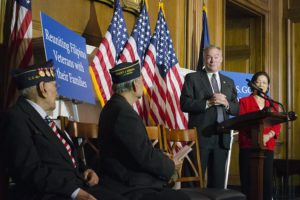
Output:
[162, 127, 246, 200]
[60, 117, 99, 168]
[145, 125, 163, 149]
[163, 127, 204, 188]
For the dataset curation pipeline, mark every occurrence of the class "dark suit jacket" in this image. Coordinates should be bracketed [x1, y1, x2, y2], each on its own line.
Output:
[98, 94, 174, 194]
[180, 69, 239, 149]
[1, 96, 85, 199]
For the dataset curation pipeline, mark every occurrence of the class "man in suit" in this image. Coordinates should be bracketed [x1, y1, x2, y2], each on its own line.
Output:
[1, 60, 124, 200]
[180, 45, 239, 188]
[98, 61, 190, 200]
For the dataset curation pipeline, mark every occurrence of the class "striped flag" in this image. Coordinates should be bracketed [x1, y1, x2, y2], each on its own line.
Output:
[196, 4, 210, 71]
[90, 0, 128, 106]
[118, 3, 151, 119]
[145, 9, 188, 129]
[3, 0, 33, 109]
[118, 4, 150, 64]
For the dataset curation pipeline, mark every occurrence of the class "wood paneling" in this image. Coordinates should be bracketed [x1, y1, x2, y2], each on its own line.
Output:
[289, 22, 300, 159]
[185, 0, 202, 70]
[283, 0, 300, 162]
[32, 1, 136, 40]
[30, 0, 187, 67]
[269, 0, 284, 114]
[0, 0, 6, 43]
[228, 0, 270, 13]
[207, 0, 225, 51]
[225, 6, 260, 185]
[288, 0, 300, 9]
[226, 23, 250, 46]
[225, 59, 250, 73]
[33, 0, 90, 36]
[225, 0, 285, 185]
[225, 17, 257, 73]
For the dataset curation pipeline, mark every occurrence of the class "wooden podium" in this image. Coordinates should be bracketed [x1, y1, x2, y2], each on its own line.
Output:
[217, 110, 290, 200]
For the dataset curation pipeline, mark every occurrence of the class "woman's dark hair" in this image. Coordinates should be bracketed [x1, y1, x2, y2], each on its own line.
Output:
[250, 71, 270, 93]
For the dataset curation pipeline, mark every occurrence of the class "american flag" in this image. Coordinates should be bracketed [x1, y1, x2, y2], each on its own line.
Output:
[90, 0, 128, 106]
[118, 4, 150, 64]
[3, 0, 33, 108]
[118, 3, 151, 119]
[145, 9, 188, 129]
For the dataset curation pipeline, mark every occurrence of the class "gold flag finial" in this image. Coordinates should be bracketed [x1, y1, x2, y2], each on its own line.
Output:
[203, 1, 208, 14]
[145, 0, 148, 10]
[158, 1, 165, 16]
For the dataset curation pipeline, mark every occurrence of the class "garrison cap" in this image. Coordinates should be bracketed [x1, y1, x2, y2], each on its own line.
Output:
[12, 60, 55, 90]
[110, 61, 141, 84]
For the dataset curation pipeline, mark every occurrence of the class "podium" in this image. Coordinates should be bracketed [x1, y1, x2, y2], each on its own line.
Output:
[217, 110, 291, 200]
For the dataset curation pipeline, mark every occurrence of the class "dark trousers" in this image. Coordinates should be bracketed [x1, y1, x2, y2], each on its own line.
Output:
[125, 188, 190, 200]
[10, 185, 126, 200]
[239, 148, 274, 200]
[200, 137, 228, 189]
[86, 185, 127, 200]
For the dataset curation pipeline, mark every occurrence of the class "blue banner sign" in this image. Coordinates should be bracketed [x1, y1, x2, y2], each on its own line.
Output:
[220, 71, 253, 100]
[40, 12, 95, 104]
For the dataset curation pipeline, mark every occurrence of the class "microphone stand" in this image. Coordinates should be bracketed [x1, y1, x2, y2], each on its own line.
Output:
[256, 91, 285, 113]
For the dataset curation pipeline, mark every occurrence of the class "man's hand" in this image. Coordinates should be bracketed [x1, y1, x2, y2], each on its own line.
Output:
[209, 93, 229, 108]
[174, 159, 183, 172]
[76, 189, 97, 200]
[83, 169, 99, 186]
[168, 159, 183, 185]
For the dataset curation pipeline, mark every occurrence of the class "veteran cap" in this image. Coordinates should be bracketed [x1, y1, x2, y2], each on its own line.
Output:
[12, 59, 56, 90]
[110, 61, 141, 84]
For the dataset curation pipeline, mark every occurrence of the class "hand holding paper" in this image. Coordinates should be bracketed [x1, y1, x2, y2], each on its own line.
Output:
[173, 145, 192, 161]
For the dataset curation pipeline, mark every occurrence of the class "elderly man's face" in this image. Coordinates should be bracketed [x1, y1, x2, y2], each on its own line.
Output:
[44, 81, 57, 112]
[134, 76, 144, 99]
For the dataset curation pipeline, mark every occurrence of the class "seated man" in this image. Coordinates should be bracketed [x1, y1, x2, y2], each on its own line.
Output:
[1, 60, 124, 200]
[97, 61, 190, 200]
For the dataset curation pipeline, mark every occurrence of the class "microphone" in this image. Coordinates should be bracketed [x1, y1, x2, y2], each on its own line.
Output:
[246, 79, 263, 93]
[246, 78, 279, 112]
[288, 111, 298, 121]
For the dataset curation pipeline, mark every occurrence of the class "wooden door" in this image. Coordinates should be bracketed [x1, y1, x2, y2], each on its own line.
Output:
[225, 1, 264, 185]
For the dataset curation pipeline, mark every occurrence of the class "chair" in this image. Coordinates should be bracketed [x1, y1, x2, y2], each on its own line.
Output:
[146, 125, 163, 149]
[60, 116, 99, 167]
[162, 127, 246, 200]
[163, 127, 204, 188]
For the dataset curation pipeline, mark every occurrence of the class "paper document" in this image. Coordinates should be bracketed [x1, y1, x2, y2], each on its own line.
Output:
[173, 145, 192, 161]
